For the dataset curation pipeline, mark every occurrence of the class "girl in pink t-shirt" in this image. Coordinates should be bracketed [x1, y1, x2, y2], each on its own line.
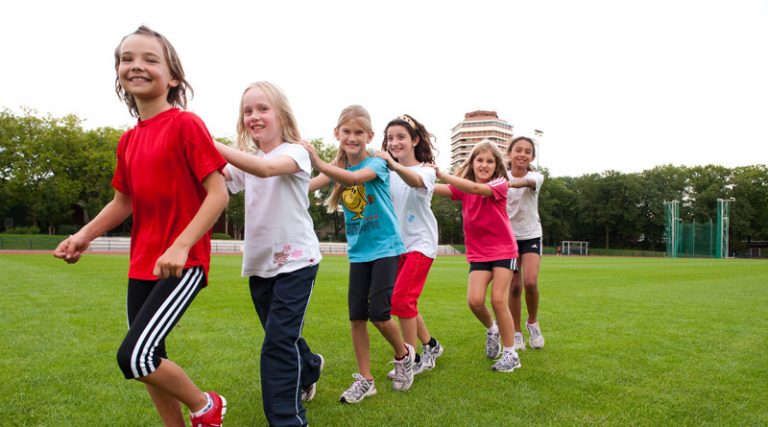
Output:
[433, 140, 521, 373]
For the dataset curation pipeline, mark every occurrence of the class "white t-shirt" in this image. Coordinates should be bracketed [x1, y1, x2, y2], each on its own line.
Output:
[507, 170, 544, 240]
[226, 143, 322, 278]
[389, 164, 438, 259]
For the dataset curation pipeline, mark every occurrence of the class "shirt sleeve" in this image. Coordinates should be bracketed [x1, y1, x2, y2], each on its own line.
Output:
[225, 164, 245, 194]
[532, 172, 544, 193]
[489, 177, 509, 201]
[449, 184, 464, 201]
[111, 132, 130, 195]
[179, 112, 227, 182]
[285, 143, 312, 176]
[417, 166, 436, 195]
[369, 157, 390, 181]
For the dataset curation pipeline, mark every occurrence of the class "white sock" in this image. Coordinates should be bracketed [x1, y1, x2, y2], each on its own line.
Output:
[503, 346, 516, 354]
[192, 393, 213, 417]
[487, 322, 499, 334]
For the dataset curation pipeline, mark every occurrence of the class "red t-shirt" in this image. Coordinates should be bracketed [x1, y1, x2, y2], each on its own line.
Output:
[450, 177, 519, 262]
[111, 108, 226, 282]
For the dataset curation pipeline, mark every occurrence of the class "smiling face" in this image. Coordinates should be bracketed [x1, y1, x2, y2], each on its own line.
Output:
[241, 86, 281, 149]
[508, 139, 535, 172]
[335, 118, 373, 160]
[385, 125, 418, 165]
[116, 34, 178, 105]
[472, 149, 497, 183]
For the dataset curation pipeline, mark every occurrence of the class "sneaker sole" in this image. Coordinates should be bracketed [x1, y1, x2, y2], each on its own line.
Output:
[339, 388, 377, 404]
[492, 362, 522, 373]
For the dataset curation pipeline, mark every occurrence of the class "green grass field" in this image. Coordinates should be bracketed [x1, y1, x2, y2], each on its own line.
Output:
[1, 253, 766, 426]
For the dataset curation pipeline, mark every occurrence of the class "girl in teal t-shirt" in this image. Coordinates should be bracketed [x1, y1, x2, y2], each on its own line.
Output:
[302, 105, 412, 404]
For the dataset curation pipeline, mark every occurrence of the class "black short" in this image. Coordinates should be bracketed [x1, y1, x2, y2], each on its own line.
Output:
[348, 256, 399, 322]
[469, 258, 517, 272]
[517, 237, 543, 256]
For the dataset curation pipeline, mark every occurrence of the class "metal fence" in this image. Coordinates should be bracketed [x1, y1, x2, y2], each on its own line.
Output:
[0, 236, 462, 256]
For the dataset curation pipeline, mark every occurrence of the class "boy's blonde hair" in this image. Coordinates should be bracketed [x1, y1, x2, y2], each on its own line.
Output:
[236, 81, 301, 152]
[114, 25, 193, 118]
[455, 140, 508, 182]
[324, 105, 373, 213]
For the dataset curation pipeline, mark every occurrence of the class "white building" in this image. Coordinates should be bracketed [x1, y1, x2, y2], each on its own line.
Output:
[449, 110, 514, 171]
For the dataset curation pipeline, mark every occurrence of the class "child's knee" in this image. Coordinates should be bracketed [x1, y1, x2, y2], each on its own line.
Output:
[467, 297, 485, 312]
[523, 280, 538, 292]
[490, 294, 508, 311]
[116, 345, 138, 379]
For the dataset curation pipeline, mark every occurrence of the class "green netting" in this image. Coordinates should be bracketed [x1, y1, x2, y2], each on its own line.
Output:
[678, 220, 716, 258]
[665, 200, 726, 258]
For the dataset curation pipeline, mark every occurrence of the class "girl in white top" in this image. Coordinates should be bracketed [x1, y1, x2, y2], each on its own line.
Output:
[506, 136, 546, 350]
[376, 114, 444, 377]
[214, 81, 323, 426]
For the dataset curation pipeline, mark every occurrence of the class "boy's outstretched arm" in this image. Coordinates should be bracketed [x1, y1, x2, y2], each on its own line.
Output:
[54, 190, 132, 264]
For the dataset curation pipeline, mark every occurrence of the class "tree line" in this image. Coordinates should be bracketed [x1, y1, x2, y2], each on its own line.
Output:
[2, 109, 766, 253]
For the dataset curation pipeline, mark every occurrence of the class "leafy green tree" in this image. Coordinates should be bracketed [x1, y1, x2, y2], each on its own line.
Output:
[306, 138, 343, 241]
[730, 165, 768, 251]
[638, 165, 689, 250]
[431, 193, 463, 244]
[537, 170, 575, 247]
[0, 109, 119, 234]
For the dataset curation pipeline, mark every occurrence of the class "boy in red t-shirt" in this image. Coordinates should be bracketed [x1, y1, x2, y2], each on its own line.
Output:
[54, 26, 228, 426]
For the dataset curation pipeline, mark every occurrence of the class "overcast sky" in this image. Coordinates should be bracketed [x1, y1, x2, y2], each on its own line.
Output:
[2, 0, 767, 177]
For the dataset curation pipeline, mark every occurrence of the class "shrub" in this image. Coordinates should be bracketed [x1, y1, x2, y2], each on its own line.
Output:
[1, 226, 41, 235]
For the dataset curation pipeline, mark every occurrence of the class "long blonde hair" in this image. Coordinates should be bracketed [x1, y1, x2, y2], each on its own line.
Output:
[455, 140, 508, 182]
[235, 81, 301, 152]
[324, 105, 374, 213]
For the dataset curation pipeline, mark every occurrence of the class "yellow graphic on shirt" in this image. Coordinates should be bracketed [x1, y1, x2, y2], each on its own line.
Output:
[342, 185, 367, 220]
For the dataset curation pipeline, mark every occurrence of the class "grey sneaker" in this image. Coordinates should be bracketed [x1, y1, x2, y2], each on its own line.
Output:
[492, 351, 522, 373]
[485, 329, 501, 359]
[424, 340, 444, 361]
[527, 321, 545, 349]
[339, 373, 377, 404]
[413, 351, 435, 375]
[301, 353, 324, 402]
[514, 332, 526, 351]
[391, 343, 415, 391]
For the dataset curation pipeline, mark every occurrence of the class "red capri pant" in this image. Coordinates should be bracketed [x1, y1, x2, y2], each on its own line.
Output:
[391, 251, 434, 318]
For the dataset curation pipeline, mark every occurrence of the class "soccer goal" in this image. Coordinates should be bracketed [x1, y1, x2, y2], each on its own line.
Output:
[561, 241, 589, 256]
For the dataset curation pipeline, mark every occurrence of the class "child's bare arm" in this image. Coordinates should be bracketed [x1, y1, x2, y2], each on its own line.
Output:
[434, 167, 493, 196]
[54, 190, 132, 263]
[216, 142, 299, 177]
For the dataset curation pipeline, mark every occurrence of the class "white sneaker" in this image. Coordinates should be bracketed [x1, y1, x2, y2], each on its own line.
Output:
[301, 353, 324, 402]
[413, 351, 435, 375]
[391, 343, 415, 391]
[424, 340, 444, 361]
[527, 321, 545, 349]
[514, 332, 526, 351]
[339, 373, 377, 404]
[491, 350, 522, 373]
[485, 329, 501, 359]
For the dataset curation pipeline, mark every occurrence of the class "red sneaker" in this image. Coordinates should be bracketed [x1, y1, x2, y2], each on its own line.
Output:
[190, 392, 227, 427]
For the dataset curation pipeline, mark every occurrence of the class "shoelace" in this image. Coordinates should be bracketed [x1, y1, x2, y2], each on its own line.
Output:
[349, 374, 369, 394]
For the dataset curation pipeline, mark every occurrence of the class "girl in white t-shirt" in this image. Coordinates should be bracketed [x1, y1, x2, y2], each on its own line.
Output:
[506, 136, 546, 350]
[214, 81, 323, 426]
[376, 114, 445, 378]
